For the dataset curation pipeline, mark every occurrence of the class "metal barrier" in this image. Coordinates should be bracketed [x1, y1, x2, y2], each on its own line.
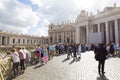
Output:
[0, 57, 12, 80]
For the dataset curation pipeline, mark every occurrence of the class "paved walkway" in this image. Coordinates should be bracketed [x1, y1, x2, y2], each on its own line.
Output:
[13, 51, 120, 80]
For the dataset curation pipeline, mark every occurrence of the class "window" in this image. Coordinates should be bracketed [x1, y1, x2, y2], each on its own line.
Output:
[13, 38, 15, 43]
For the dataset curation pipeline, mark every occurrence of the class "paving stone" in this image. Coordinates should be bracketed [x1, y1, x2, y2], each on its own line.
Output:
[13, 51, 120, 80]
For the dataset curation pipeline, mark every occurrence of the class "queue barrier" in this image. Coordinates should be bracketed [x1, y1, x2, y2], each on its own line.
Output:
[0, 57, 12, 80]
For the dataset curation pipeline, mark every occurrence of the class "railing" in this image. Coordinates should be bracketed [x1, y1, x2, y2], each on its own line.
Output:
[0, 57, 12, 80]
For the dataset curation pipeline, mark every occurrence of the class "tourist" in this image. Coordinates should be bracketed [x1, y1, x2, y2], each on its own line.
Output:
[11, 49, 20, 76]
[66, 44, 71, 59]
[36, 51, 40, 63]
[109, 42, 115, 56]
[41, 47, 44, 63]
[47, 44, 49, 55]
[35, 44, 41, 53]
[55, 44, 59, 56]
[23, 47, 31, 66]
[18, 47, 26, 73]
[72, 43, 77, 61]
[95, 43, 108, 75]
[106, 44, 110, 57]
[48, 43, 55, 60]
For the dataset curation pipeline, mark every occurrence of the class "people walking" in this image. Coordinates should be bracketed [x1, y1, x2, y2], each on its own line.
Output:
[72, 43, 77, 61]
[41, 47, 45, 63]
[109, 42, 115, 56]
[48, 43, 55, 60]
[66, 44, 71, 59]
[95, 43, 108, 75]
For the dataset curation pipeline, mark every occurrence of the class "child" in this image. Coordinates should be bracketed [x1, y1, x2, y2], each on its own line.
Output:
[36, 51, 40, 63]
[43, 53, 48, 64]
[41, 47, 45, 63]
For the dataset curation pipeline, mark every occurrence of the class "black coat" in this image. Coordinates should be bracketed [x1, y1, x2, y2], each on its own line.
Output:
[95, 47, 108, 61]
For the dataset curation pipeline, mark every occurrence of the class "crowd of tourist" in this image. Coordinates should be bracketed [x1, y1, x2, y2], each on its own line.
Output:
[2, 41, 120, 78]
[3, 46, 31, 78]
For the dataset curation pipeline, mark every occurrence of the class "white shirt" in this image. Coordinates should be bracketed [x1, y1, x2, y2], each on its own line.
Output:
[11, 52, 20, 63]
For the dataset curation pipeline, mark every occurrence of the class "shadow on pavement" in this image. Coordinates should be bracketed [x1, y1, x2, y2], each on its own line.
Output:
[69, 59, 75, 65]
[33, 64, 44, 69]
[97, 74, 109, 80]
[62, 58, 69, 62]
[7, 70, 25, 80]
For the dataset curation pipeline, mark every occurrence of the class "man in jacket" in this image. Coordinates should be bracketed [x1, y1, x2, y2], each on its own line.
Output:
[95, 43, 108, 75]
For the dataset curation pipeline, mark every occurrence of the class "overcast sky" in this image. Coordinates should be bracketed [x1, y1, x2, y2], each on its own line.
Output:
[0, 0, 120, 36]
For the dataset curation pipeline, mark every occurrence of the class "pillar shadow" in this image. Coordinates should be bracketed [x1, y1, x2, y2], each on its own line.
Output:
[97, 74, 109, 80]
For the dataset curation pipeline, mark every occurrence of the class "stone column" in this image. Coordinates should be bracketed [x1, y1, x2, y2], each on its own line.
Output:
[7, 37, 9, 45]
[105, 22, 109, 44]
[69, 31, 72, 42]
[63, 32, 65, 43]
[64, 32, 66, 43]
[98, 23, 100, 32]
[72, 31, 74, 42]
[114, 19, 119, 43]
[56, 32, 58, 43]
[62, 32, 64, 43]
[52, 33, 55, 43]
[76, 26, 80, 43]
[86, 25, 89, 43]
[71, 32, 73, 42]
[4, 36, 7, 45]
[67, 32, 69, 43]
[74, 31, 76, 43]
[80, 28, 82, 43]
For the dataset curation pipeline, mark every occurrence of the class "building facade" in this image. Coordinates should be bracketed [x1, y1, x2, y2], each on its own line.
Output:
[48, 22, 76, 43]
[0, 31, 48, 46]
[49, 4, 120, 44]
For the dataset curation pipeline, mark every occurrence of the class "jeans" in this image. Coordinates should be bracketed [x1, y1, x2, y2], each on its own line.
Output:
[98, 60, 105, 73]
[13, 62, 19, 76]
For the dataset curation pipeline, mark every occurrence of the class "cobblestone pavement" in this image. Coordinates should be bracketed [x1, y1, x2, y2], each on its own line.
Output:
[13, 51, 120, 80]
